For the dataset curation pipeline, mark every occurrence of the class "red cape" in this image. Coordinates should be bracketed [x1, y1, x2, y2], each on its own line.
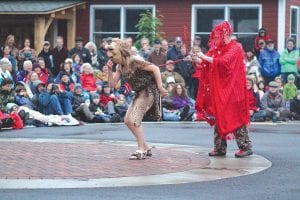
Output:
[196, 40, 249, 138]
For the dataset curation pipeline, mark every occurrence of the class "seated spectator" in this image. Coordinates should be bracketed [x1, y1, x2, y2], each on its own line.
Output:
[247, 78, 266, 122]
[55, 58, 80, 84]
[161, 60, 185, 87]
[257, 80, 266, 100]
[33, 63, 48, 85]
[94, 64, 109, 83]
[16, 60, 33, 82]
[2, 45, 17, 73]
[80, 63, 96, 92]
[72, 84, 93, 122]
[85, 41, 100, 69]
[100, 82, 117, 114]
[261, 81, 290, 122]
[38, 83, 72, 116]
[26, 71, 39, 95]
[59, 73, 75, 92]
[259, 39, 281, 85]
[245, 48, 261, 78]
[89, 93, 116, 123]
[0, 58, 14, 85]
[279, 38, 299, 84]
[290, 90, 300, 120]
[97, 38, 109, 71]
[15, 84, 34, 110]
[72, 53, 82, 74]
[114, 94, 129, 121]
[283, 74, 297, 101]
[275, 76, 284, 94]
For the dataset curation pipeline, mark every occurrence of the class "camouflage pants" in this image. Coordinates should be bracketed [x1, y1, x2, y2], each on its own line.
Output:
[213, 125, 252, 153]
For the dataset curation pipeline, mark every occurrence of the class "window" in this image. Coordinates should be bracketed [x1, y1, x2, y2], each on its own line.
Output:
[90, 5, 155, 47]
[290, 7, 299, 47]
[192, 5, 261, 50]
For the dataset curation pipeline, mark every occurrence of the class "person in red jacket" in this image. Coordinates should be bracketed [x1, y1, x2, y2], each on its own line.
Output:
[196, 21, 253, 158]
[254, 28, 270, 52]
[80, 63, 96, 92]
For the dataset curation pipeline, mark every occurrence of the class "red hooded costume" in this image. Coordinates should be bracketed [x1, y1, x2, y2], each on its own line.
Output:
[195, 21, 249, 138]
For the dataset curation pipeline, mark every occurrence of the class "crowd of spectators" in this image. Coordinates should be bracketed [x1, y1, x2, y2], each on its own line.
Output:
[0, 29, 300, 131]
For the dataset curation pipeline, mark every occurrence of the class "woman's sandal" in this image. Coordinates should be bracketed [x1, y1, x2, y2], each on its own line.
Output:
[145, 146, 155, 157]
[129, 151, 146, 160]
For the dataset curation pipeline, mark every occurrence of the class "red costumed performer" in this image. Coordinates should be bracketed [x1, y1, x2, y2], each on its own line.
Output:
[196, 21, 253, 157]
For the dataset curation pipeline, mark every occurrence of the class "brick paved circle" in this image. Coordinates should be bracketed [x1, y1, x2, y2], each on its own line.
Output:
[0, 141, 210, 180]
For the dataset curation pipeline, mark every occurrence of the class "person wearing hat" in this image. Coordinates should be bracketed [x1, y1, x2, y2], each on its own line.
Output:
[69, 36, 91, 64]
[254, 27, 270, 51]
[148, 39, 167, 70]
[259, 39, 281, 85]
[261, 81, 290, 122]
[290, 90, 300, 120]
[38, 41, 54, 75]
[283, 74, 298, 100]
[161, 60, 185, 87]
[167, 36, 185, 65]
[51, 36, 69, 77]
[279, 38, 299, 84]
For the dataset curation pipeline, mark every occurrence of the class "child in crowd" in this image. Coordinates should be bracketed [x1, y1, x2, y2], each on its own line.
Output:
[89, 93, 112, 123]
[55, 58, 80, 84]
[283, 74, 297, 101]
[15, 84, 34, 110]
[290, 90, 300, 120]
[72, 53, 82, 74]
[33, 62, 48, 84]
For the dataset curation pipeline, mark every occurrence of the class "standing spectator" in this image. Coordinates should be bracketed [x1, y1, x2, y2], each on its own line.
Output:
[4, 34, 19, 59]
[38, 41, 54, 73]
[254, 39, 266, 58]
[261, 81, 290, 121]
[138, 37, 151, 60]
[147, 39, 167, 70]
[259, 39, 281, 85]
[69, 36, 91, 64]
[97, 38, 109, 71]
[192, 36, 207, 53]
[51, 36, 69, 77]
[283, 74, 297, 100]
[85, 41, 100, 69]
[254, 28, 270, 52]
[161, 60, 185, 87]
[161, 39, 169, 53]
[18, 38, 36, 66]
[279, 38, 299, 84]
[125, 37, 133, 48]
[167, 37, 185, 67]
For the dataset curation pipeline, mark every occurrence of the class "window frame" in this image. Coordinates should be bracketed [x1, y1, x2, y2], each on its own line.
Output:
[191, 4, 262, 46]
[90, 4, 156, 41]
[290, 6, 299, 47]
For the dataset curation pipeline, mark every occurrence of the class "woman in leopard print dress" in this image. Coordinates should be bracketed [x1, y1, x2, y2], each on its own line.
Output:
[106, 38, 167, 160]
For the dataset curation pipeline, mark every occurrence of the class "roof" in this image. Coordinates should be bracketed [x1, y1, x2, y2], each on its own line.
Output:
[0, 1, 85, 14]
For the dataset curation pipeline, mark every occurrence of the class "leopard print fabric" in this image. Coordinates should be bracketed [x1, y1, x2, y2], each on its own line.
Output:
[119, 57, 161, 126]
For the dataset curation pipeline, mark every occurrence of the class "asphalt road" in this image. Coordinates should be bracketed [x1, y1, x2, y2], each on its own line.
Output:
[0, 122, 299, 200]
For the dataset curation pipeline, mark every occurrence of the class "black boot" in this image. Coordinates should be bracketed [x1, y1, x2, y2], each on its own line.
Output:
[2, 118, 14, 128]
